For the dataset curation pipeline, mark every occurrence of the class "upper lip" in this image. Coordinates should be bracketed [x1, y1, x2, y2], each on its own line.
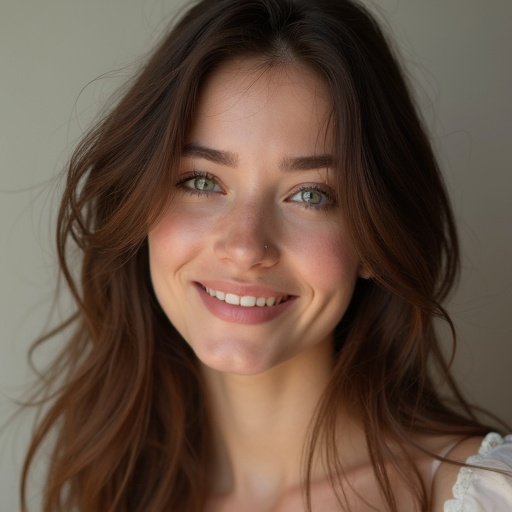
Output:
[196, 280, 295, 299]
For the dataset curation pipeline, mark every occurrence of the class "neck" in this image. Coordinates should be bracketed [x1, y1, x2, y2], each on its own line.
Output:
[201, 337, 340, 500]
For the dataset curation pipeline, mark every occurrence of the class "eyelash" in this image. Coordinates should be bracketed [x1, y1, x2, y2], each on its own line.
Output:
[175, 171, 337, 210]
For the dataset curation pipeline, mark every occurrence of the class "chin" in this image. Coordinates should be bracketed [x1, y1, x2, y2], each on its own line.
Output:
[195, 338, 285, 376]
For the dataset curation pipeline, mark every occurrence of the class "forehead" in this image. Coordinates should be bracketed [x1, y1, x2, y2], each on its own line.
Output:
[189, 58, 333, 150]
[198, 57, 330, 106]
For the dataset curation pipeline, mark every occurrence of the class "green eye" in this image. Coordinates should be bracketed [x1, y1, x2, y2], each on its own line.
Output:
[300, 190, 322, 204]
[289, 187, 333, 208]
[176, 172, 222, 194]
[194, 177, 216, 191]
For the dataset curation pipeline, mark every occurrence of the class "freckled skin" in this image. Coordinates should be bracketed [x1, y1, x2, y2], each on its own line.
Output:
[148, 60, 362, 376]
[146, 60, 481, 512]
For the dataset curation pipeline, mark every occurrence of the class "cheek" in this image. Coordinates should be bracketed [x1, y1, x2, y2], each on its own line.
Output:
[148, 208, 219, 339]
[147, 209, 205, 310]
[149, 205, 360, 299]
[151, 205, 211, 244]
[286, 219, 360, 292]
[148, 206, 217, 267]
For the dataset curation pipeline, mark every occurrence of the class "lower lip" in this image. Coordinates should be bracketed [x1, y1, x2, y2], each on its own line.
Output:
[195, 283, 296, 324]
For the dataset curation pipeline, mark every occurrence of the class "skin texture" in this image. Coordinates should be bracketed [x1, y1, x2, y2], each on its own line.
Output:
[149, 60, 362, 377]
[148, 60, 479, 511]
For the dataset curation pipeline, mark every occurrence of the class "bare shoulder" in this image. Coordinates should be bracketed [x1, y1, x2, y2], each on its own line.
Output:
[430, 435, 485, 511]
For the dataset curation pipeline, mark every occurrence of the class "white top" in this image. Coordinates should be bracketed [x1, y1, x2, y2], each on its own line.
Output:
[444, 432, 512, 511]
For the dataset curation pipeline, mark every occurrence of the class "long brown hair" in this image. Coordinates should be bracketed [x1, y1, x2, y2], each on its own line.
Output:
[22, 0, 497, 510]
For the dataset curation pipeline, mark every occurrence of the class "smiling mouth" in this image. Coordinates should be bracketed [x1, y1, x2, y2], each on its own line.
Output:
[198, 284, 290, 307]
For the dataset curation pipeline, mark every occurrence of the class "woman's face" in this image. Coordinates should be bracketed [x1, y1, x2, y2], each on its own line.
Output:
[148, 59, 362, 375]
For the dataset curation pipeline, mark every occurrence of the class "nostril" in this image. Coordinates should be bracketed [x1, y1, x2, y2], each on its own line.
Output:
[215, 233, 273, 268]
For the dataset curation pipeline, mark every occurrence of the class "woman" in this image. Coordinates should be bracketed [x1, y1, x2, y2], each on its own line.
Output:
[21, 0, 512, 510]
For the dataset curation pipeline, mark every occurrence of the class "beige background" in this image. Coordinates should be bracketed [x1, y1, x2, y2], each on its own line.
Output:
[1, 0, 511, 510]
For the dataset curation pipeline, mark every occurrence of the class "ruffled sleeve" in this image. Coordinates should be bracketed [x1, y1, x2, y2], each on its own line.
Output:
[444, 432, 512, 511]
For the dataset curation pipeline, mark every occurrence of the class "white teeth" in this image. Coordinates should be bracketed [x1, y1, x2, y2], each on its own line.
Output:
[240, 296, 256, 307]
[225, 293, 239, 305]
[204, 286, 287, 307]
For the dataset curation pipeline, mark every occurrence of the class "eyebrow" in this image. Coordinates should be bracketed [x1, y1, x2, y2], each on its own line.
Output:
[182, 142, 238, 167]
[280, 154, 334, 171]
[183, 142, 334, 172]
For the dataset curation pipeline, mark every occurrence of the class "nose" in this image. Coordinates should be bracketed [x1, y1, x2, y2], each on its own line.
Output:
[214, 200, 279, 271]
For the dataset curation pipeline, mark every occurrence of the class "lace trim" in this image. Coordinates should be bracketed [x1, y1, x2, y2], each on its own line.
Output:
[444, 432, 512, 512]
